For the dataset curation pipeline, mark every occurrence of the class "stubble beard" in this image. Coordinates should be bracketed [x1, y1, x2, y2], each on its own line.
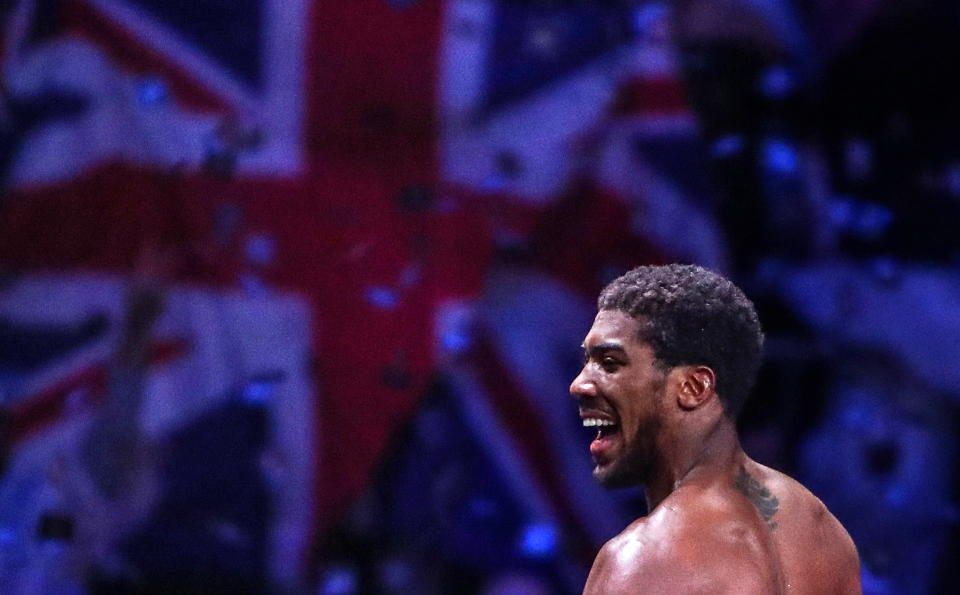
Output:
[595, 413, 661, 489]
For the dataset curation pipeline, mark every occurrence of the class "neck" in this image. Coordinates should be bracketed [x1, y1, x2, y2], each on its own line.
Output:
[644, 414, 743, 511]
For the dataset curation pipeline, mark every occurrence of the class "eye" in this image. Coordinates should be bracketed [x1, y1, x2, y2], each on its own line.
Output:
[601, 356, 621, 371]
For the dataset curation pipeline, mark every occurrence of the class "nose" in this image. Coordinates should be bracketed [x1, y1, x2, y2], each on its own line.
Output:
[569, 366, 596, 400]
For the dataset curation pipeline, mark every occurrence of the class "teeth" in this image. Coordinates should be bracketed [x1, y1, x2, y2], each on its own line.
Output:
[582, 418, 616, 428]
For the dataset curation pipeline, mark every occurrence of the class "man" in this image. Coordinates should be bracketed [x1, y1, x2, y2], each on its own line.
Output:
[570, 264, 860, 594]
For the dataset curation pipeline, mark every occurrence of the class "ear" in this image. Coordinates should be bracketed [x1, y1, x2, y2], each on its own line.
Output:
[673, 365, 717, 411]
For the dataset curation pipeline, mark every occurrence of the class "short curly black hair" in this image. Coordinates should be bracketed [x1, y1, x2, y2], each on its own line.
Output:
[598, 264, 764, 417]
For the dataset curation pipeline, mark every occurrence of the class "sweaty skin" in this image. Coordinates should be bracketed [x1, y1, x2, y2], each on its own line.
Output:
[572, 310, 861, 595]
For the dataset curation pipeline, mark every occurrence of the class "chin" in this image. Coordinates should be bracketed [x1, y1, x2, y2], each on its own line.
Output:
[594, 462, 643, 489]
[594, 448, 653, 489]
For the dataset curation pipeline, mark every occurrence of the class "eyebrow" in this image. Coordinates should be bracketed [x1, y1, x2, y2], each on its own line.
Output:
[582, 342, 626, 358]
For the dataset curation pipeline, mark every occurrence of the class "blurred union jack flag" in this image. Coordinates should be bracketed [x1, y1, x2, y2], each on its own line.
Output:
[1, 0, 729, 589]
[1, 0, 485, 586]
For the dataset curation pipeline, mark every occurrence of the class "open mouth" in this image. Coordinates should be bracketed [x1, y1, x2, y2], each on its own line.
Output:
[581, 416, 621, 461]
[582, 417, 619, 438]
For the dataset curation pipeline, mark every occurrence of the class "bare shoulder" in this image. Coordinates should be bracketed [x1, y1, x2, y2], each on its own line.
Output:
[583, 515, 689, 595]
[755, 464, 858, 552]
[584, 468, 861, 595]
[583, 492, 779, 594]
[750, 463, 861, 593]
[582, 517, 657, 594]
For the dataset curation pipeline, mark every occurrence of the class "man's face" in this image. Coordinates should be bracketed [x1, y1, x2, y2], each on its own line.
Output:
[570, 309, 667, 488]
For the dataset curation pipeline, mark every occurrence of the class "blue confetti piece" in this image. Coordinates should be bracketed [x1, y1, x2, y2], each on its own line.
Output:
[710, 134, 745, 159]
[320, 566, 359, 595]
[467, 497, 497, 519]
[243, 380, 274, 405]
[441, 329, 472, 354]
[366, 286, 400, 310]
[759, 65, 795, 99]
[518, 521, 558, 559]
[245, 234, 276, 266]
[0, 526, 17, 545]
[855, 203, 893, 238]
[136, 76, 168, 106]
[763, 138, 798, 174]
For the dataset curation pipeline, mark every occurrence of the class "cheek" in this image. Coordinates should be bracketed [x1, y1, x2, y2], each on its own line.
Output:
[621, 380, 663, 432]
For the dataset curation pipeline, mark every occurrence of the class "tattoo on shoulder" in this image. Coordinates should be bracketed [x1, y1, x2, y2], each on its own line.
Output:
[735, 467, 780, 529]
